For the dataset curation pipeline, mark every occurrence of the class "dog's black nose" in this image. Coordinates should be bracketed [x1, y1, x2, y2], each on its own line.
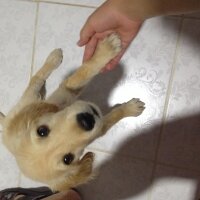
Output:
[77, 112, 95, 131]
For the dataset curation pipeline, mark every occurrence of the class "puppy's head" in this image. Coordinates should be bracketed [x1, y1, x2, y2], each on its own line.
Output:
[2, 100, 102, 188]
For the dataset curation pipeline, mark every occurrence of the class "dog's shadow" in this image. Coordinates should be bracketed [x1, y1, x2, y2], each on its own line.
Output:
[80, 64, 124, 114]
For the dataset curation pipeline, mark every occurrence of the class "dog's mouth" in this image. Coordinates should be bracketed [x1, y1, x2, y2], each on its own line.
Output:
[89, 105, 100, 118]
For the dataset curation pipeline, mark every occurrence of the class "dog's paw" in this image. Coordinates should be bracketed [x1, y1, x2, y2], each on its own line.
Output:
[46, 48, 63, 69]
[123, 98, 145, 117]
[96, 33, 122, 59]
[102, 33, 121, 55]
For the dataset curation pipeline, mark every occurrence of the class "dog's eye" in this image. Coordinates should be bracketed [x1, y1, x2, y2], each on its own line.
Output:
[37, 125, 50, 137]
[63, 153, 74, 165]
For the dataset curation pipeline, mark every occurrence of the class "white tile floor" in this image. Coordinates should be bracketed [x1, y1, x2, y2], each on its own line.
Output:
[1, 0, 200, 199]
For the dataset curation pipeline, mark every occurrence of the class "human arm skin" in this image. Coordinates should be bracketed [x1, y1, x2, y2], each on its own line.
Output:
[113, 0, 200, 20]
[78, 0, 200, 70]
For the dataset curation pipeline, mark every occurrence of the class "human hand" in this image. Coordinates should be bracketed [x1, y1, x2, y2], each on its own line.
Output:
[77, 0, 143, 71]
[43, 189, 81, 200]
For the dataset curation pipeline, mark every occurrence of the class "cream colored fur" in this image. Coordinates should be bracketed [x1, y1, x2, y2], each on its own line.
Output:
[0, 34, 145, 191]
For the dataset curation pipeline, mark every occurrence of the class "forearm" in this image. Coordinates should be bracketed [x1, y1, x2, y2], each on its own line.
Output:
[108, 0, 200, 20]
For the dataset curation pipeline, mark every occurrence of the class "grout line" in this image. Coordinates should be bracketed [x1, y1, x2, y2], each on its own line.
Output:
[86, 147, 155, 163]
[160, 17, 185, 128]
[37, 0, 97, 9]
[148, 17, 184, 200]
[16, 0, 37, 4]
[30, 2, 40, 79]
[156, 161, 200, 174]
[16, 0, 200, 20]
[18, 0, 97, 9]
[183, 16, 200, 20]
[156, 20, 184, 157]
[153, 17, 184, 168]
[166, 14, 200, 21]
[18, 2, 40, 187]
[87, 147, 200, 173]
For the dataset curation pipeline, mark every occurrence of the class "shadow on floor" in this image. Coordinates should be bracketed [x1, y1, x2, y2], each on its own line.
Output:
[78, 64, 200, 199]
[79, 113, 200, 200]
[80, 63, 124, 114]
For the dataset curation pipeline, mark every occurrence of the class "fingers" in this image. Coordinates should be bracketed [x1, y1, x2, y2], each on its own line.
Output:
[77, 1, 111, 47]
[83, 36, 98, 62]
[82, 31, 134, 71]
[77, 19, 95, 47]
[82, 31, 114, 62]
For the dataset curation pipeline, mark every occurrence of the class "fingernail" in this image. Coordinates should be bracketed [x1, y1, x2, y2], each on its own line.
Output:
[77, 40, 82, 46]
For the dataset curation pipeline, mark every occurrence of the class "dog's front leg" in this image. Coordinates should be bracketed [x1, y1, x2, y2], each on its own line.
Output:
[64, 34, 121, 89]
[101, 98, 145, 134]
[47, 34, 121, 108]
[9, 49, 63, 115]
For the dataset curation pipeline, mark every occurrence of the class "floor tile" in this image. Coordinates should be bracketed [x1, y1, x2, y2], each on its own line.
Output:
[85, 17, 181, 160]
[167, 19, 200, 118]
[151, 165, 200, 200]
[158, 19, 200, 171]
[33, 3, 94, 95]
[39, 0, 105, 7]
[0, 0, 36, 189]
[0, 0, 36, 113]
[79, 150, 153, 200]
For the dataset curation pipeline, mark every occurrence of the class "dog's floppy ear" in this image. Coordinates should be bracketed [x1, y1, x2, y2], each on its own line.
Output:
[0, 112, 5, 125]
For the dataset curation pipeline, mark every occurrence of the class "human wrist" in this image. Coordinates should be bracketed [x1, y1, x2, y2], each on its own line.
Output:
[108, 0, 200, 20]
[107, 0, 162, 21]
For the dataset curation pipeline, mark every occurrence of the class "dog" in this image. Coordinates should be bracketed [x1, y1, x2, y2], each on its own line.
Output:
[0, 34, 145, 191]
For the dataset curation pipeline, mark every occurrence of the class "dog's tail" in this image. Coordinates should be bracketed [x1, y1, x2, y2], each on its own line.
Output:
[0, 112, 5, 125]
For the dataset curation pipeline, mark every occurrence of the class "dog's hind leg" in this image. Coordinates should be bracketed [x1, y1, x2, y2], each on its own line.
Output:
[23, 49, 63, 102]
[47, 34, 121, 108]
[9, 49, 63, 115]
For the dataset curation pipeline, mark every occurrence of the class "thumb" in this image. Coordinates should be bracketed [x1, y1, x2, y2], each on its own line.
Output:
[77, 20, 95, 46]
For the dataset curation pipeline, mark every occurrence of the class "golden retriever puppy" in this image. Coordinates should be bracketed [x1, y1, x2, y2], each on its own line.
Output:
[0, 34, 145, 191]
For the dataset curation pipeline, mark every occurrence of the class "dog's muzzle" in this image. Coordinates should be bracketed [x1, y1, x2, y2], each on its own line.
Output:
[76, 105, 100, 131]
[89, 105, 100, 117]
